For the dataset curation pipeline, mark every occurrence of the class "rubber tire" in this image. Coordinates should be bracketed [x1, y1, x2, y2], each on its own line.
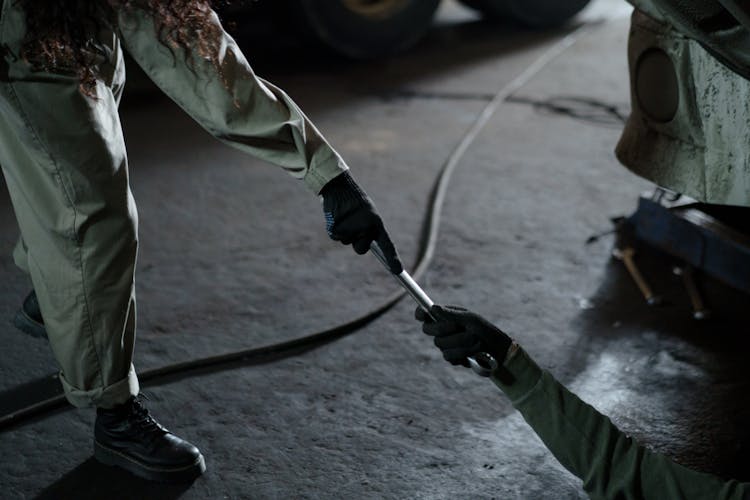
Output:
[288, 0, 441, 59]
[459, 0, 591, 28]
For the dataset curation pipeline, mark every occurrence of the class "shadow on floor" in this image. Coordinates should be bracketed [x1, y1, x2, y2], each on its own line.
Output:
[568, 241, 750, 481]
[35, 458, 196, 500]
[0, 372, 63, 425]
[573, 243, 750, 360]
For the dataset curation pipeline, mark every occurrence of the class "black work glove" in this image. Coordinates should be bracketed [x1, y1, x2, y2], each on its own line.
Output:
[321, 171, 403, 274]
[416, 305, 512, 367]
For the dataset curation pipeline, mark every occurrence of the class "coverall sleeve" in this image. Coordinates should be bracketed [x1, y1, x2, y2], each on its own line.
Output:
[492, 346, 750, 499]
[114, 7, 347, 194]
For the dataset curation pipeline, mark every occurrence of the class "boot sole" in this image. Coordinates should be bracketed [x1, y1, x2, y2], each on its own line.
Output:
[94, 440, 206, 483]
[13, 308, 47, 339]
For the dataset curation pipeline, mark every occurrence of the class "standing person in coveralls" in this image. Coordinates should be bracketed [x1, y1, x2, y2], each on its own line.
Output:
[1, 0, 401, 482]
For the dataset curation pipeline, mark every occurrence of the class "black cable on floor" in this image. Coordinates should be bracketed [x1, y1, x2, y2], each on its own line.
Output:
[0, 30, 586, 432]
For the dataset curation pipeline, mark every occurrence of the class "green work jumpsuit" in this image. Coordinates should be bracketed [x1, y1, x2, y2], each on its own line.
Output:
[0, 2, 347, 408]
[493, 345, 750, 499]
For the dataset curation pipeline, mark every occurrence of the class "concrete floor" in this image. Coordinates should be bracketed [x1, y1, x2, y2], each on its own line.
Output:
[2, 1, 750, 498]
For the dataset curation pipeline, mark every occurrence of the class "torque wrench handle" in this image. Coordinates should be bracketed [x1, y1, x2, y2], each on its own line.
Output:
[370, 242, 498, 378]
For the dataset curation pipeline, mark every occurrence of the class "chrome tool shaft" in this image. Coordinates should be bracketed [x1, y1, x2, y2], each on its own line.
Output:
[370, 243, 498, 377]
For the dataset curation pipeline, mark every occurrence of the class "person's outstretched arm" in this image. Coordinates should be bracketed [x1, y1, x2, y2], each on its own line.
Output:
[416, 305, 749, 499]
[115, 4, 401, 271]
[116, 6, 342, 193]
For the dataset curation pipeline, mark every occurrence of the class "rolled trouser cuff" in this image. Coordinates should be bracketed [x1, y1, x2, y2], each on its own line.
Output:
[59, 364, 139, 409]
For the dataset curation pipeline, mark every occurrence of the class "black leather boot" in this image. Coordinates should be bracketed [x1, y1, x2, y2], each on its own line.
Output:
[13, 290, 47, 338]
[94, 397, 205, 482]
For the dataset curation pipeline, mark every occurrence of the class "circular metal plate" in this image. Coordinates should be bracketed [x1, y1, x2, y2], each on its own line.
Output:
[635, 48, 679, 123]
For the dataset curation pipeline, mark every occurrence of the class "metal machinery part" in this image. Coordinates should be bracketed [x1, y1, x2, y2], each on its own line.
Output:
[634, 48, 679, 123]
[613, 8, 750, 317]
[612, 246, 662, 307]
[615, 190, 750, 318]
[616, 9, 750, 208]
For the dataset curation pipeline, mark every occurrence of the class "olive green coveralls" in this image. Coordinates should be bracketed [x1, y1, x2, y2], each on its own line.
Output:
[494, 345, 750, 499]
[0, 2, 347, 408]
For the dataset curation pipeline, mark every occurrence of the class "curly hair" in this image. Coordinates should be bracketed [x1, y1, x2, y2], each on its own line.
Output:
[16, 0, 227, 96]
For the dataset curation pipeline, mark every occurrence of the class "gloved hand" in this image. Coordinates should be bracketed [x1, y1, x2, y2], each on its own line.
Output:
[321, 171, 403, 274]
[415, 305, 512, 367]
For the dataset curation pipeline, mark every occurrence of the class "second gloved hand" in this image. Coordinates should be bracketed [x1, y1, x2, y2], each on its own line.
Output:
[416, 305, 512, 368]
[321, 171, 402, 273]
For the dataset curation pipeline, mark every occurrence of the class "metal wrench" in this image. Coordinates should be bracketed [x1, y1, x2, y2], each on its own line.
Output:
[370, 242, 498, 377]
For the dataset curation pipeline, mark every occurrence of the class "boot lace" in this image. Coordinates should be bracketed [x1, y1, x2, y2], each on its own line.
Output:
[129, 396, 168, 436]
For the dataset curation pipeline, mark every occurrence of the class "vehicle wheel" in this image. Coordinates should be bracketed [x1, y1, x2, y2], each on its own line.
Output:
[288, 0, 441, 58]
[459, 0, 590, 28]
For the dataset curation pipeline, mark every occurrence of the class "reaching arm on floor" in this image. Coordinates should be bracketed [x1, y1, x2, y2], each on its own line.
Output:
[417, 305, 750, 499]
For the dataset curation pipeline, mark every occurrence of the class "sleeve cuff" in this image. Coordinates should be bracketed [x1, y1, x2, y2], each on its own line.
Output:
[304, 148, 349, 194]
[490, 344, 545, 404]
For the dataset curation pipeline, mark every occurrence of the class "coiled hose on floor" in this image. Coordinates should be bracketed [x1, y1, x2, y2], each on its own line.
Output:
[0, 30, 583, 432]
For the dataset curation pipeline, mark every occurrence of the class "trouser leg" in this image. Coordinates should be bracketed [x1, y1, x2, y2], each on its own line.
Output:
[13, 236, 29, 274]
[0, 76, 139, 409]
